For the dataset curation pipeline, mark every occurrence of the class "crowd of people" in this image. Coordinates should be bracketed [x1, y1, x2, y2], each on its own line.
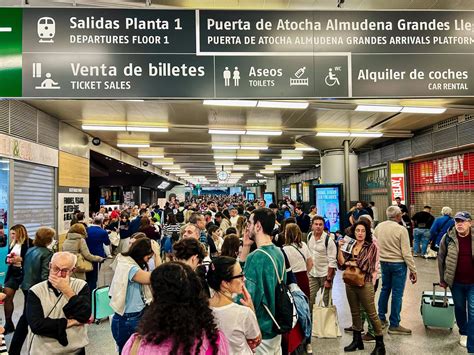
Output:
[0, 194, 472, 355]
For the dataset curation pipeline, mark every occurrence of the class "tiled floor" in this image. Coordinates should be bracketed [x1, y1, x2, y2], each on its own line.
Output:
[4, 257, 468, 354]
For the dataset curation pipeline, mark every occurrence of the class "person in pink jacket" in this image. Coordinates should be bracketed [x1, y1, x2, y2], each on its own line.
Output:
[122, 262, 229, 355]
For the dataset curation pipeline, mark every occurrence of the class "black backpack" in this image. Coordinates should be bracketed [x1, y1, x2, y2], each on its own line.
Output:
[256, 249, 298, 334]
[175, 210, 185, 223]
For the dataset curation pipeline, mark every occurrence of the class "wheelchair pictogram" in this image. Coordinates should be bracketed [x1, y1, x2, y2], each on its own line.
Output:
[325, 67, 341, 87]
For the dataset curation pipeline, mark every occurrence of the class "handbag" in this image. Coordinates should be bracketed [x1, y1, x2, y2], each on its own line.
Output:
[312, 290, 342, 338]
[75, 240, 93, 273]
[130, 334, 142, 355]
[342, 262, 365, 287]
[108, 231, 120, 247]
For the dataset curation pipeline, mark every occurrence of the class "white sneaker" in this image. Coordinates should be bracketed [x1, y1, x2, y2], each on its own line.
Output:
[460, 335, 467, 347]
[306, 343, 313, 354]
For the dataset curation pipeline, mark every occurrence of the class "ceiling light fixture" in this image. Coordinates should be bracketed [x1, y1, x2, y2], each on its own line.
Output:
[138, 154, 165, 159]
[350, 132, 384, 138]
[233, 165, 250, 171]
[257, 101, 309, 109]
[281, 155, 304, 160]
[209, 129, 247, 135]
[126, 126, 169, 132]
[240, 145, 268, 150]
[295, 145, 317, 151]
[214, 155, 237, 160]
[151, 161, 174, 165]
[214, 161, 234, 166]
[162, 166, 181, 170]
[272, 161, 291, 166]
[236, 155, 259, 160]
[265, 165, 282, 170]
[212, 145, 240, 150]
[82, 125, 126, 131]
[203, 100, 258, 107]
[355, 105, 402, 112]
[246, 130, 282, 136]
[117, 143, 150, 148]
[316, 132, 351, 137]
[260, 170, 276, 175]
[401, 106, 447, 114]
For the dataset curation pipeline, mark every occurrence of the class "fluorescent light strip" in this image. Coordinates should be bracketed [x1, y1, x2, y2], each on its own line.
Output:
[246, 130, 282, 136]
[214, 162, 234, 166]
[162, 166, 181, 170]
[233, 165, 250, 171]
[212, 145, 240, 150]
[316, 132, 351, 137]
[83, 125, 126, 131]
[204, 100, 258, 107]
[127, 127, 169, 132]
[295, 146, 317, 151]
[260, 170, 276, 175]
[117, 143, 150, 148]
[152, 161, 174, 166]
[355, 105, 402, 113]
[265, 165, 281, 170]
[281, 156, 304, 160]
[272, 161, 291, 166]
[138, 154, 164, 159]
[213, 155, 237, 159]
[350, 132, 384, 138]
[209, 129, 246, 135]
[257, 101, 309, 109]
[240, 146, 268, 150]
[401, 106, 446, 114]
[236, 155, 259, 160]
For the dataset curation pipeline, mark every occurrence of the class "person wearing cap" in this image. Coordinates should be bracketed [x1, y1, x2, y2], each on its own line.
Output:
[438, 211, 474, 352]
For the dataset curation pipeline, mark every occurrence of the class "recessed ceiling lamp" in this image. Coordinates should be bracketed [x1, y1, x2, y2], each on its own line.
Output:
[355, 105, 402, 112]
[209, 129, 246, 135]
[246, 130, 282, 136]
[138, 154, 164, 159]
[257, 101, 309, 109]
[82, 125, 126, 131]
[212, 145, 240, 150]
[240, 145, 268, 150]
[350, 132, 384, 138]
[401, 106, 447, 114]
[126, 126, 169, 132]
[203, 100, 258, 107]
[316, 132, 351, 137]
[236, 155, 259, 160]
[117, 143, 150, 148]
[295, 145, 317, 151]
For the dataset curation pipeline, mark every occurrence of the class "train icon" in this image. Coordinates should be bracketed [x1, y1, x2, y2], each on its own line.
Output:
[37, 17, 55, 43]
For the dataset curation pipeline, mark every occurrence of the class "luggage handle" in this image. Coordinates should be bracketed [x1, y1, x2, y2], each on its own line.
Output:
[432, 283, 449, 307]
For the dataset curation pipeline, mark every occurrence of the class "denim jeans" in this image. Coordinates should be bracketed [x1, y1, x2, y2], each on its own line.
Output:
[111, 310, 144, 354]
[413, 228, 431, 255]
[378, 262, 407, 328]
[450, 283, 474, 353]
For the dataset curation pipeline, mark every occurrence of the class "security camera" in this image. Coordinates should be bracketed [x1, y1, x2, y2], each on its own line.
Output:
[142, 161, 149, 167]
[91, 137, 101, 146]
[165, 171, 170, 176]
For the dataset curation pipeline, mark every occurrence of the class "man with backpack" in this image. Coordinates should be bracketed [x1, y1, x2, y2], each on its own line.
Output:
[307, 215, 337, 312]
[241, 208, 286, 354]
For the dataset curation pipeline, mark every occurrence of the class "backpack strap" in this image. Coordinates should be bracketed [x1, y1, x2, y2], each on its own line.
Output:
[291, 244, 306, 262]
[255, 248, 284, 284]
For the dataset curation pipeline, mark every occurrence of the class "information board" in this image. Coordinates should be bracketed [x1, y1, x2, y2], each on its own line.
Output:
[1, 8, 474, 98]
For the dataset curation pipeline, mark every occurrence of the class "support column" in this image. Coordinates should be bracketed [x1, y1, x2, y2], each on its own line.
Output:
[343, 140, 351, 212]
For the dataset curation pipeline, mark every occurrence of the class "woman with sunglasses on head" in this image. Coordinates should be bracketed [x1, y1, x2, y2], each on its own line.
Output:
[207, 256, 261, 354]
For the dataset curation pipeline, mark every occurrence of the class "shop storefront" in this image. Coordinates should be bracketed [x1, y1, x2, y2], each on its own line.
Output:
[359, 164, 390, 222]
[408, 151, 474, 215]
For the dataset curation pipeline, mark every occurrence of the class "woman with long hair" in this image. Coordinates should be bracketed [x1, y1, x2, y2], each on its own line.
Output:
[138, 217, 160, 241]
[109, 237, 156, 354]
[283, 223, 313, 298]
[337, 220, 385, 355]
[3, 224, 30, 333]
[208, 225, 224, 257]
[220, 234, 241, 260]
[207, 256, 261, 354]
[122, 262, 229, 355]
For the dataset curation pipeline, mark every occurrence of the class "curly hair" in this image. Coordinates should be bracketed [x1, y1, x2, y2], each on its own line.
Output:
[173, 238, 206, 263]
[137, 262, 219, 355]
[350, 220, 373, 244]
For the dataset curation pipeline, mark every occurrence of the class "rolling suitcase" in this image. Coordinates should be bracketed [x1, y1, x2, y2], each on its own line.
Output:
[421, 282, 455, 330]
[92, 286, 114, 324]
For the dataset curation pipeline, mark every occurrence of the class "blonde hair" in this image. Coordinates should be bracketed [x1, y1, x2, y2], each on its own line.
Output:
[10, 224, 28, 245]
[285, 223, 303, 248]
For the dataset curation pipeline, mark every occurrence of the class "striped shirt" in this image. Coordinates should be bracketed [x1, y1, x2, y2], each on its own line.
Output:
[163, 223, 181, 237]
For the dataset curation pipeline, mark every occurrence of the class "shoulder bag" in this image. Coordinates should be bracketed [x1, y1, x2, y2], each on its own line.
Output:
[342, 261, 365, 287]
[130, 334, 142, 355]
[74, 239, 93, 273]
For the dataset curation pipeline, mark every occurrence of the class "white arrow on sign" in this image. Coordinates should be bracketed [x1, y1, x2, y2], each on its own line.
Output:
[0, 27, 12, 32]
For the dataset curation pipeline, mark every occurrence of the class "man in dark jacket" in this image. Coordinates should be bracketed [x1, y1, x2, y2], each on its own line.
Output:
[86, 216, 110, 291]
[295, 205, 311, 234]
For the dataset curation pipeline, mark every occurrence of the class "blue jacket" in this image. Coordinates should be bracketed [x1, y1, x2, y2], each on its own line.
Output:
[86, 225, 110, 258]
[430, 215, 455, 247]
[290, 284, 312, 340]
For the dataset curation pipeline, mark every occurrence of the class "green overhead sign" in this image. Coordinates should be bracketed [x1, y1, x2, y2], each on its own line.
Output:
[0, 8, 22, 97]
[1, 8, 474, 98]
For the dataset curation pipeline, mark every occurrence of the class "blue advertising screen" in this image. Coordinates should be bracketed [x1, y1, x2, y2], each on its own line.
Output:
[246, 192, 256, 201]
[263, 192, 274, 207]
[315, 186, 341, 233]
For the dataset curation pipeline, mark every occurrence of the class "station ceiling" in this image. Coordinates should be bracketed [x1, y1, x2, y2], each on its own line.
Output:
[12, 0, 474, 185]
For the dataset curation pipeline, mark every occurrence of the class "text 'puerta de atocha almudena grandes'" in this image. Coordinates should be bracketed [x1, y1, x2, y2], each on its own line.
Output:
[1, 8, 474, 99]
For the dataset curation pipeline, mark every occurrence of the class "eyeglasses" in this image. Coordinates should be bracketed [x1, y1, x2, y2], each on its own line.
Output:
[50, 265, 72, 275]
[228, 273, 245, 280]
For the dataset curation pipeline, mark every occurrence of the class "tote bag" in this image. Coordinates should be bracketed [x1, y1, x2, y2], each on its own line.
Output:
[312, 290, 342, 338]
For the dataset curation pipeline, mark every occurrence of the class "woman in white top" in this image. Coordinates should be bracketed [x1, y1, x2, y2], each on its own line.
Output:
[207, 256, 261, 354]
[282, 223, 313, 299]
